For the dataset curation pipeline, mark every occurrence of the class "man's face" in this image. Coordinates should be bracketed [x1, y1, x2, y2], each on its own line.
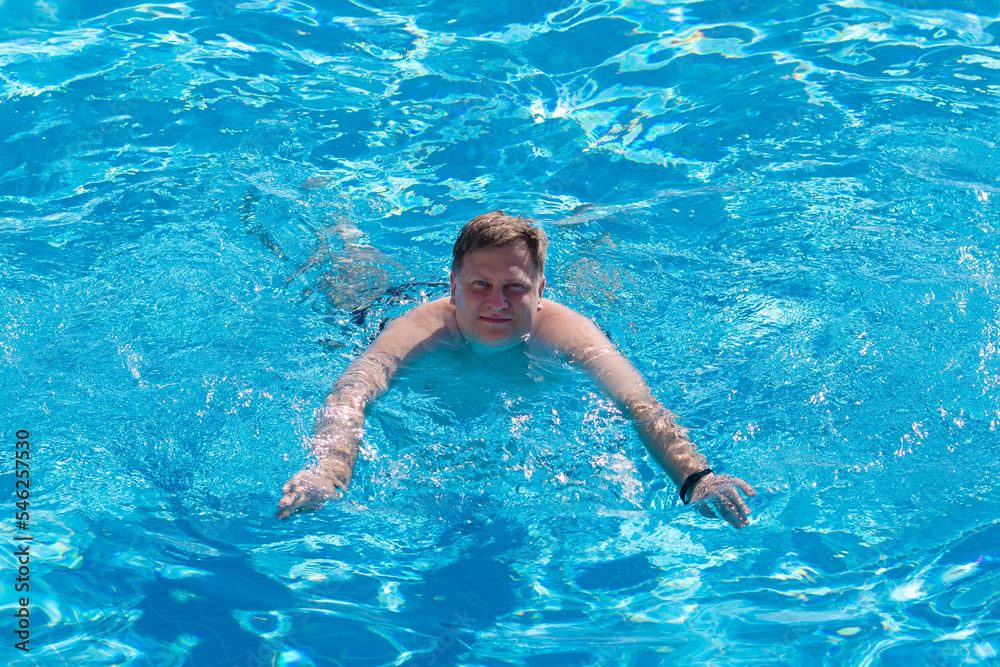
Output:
[450, 240, 545, 348]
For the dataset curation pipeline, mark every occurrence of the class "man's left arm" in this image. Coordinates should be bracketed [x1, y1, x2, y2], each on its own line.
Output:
[538, 302, 756, 528]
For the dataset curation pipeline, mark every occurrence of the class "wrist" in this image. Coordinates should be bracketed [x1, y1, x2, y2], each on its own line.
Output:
[679, 468, 714, 504]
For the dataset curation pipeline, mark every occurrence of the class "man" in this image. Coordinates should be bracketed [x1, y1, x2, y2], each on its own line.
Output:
[276, 211, 756, 527]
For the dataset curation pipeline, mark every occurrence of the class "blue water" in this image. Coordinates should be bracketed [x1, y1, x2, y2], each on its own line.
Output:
[2, 0, 999, 664]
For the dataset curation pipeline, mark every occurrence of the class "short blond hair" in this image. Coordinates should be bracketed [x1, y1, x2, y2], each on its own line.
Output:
[451, 211, 548, 277]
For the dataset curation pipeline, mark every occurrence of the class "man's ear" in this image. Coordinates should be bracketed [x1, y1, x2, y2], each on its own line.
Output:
[449, 273, 457, 305]
[536, 277, 545, 310]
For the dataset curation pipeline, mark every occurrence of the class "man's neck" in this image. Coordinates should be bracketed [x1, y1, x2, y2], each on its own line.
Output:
[462, 335, 528, 360]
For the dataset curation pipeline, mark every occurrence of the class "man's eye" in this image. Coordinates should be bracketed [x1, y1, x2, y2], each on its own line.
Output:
[473, 280, 488, 287]
[508, 283, 526, 291]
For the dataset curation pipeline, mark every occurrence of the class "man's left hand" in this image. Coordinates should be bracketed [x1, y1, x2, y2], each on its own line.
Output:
[688, 473, 756, 529]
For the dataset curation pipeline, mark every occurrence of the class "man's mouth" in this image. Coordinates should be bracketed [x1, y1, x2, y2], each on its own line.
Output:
[480, 316, 510, 324]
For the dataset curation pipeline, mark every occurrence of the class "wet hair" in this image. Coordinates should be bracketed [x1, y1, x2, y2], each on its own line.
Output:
[451, 210, 548, 277]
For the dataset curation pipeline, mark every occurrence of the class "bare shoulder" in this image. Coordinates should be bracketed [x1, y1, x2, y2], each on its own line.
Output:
[386, 297, 456, 337]
[531, 298, 609, 352]
[395, 297, 454, 327]
[369, 297, 457, 357]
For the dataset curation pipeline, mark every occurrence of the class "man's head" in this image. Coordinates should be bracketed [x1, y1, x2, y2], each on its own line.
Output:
[451, 211, 548, 278]
[449, 211, 548, 348]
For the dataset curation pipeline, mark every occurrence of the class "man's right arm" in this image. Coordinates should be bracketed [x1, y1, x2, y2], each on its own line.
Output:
[275, 299, 451, 518]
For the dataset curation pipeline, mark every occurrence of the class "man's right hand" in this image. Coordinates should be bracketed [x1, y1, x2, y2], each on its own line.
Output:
[275, 460, 351, 519]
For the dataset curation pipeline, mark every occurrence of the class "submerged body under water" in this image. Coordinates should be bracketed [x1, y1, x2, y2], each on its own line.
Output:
[2, 0, 999, 664]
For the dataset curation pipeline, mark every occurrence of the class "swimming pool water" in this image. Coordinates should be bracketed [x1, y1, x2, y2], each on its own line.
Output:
[2, 0, 999, 664]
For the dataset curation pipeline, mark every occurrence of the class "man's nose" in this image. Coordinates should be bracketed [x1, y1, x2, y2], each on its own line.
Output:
[486, 286, 507, 309]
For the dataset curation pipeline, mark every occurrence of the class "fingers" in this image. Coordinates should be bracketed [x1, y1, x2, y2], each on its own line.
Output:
[275, 487, 327, 519]
[690, 475, 755, 529]
[275, 484, 315, 519]
[729, 480, 756, 528]
[275, 471, 339, 519]
[275, 495, 298, 520]
[734, 478, 757, 498]
[714, 492, 750, 529]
